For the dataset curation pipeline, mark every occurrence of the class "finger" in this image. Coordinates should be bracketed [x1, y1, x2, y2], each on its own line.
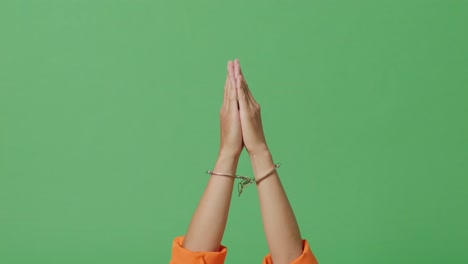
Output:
[237, 75, 248, 111]
[238, 59, 248, 89]
[238, 62, 257, 105]
[223, 70, 229, 104]
[228, 61, 237, 102]
[234, 59, 240, 78]
[238, 59, 243, 75]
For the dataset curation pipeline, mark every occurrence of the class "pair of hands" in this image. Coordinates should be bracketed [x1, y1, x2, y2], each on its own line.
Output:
[219, 59, 268, 159]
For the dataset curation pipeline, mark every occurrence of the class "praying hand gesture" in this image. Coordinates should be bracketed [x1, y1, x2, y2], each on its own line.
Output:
[217, 60, 268, 158]
[169, 60, 318, 264]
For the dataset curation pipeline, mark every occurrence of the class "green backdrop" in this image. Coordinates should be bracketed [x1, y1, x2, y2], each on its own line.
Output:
[1, 1, 467, 263]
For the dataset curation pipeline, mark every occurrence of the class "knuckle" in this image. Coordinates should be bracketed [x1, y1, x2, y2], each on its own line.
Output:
[249, 108, 257, 117]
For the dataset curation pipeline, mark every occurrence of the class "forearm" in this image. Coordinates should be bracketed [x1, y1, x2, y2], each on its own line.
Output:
[252, 150, 303, 264]
[182, 153, 238, 252]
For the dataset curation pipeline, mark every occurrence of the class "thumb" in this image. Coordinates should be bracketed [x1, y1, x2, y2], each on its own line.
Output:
[228, 72, 239, 113]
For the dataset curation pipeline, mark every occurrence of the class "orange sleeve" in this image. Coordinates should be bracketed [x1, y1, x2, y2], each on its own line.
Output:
[262, 240, 318, 264]
[169, 236, 227, 264]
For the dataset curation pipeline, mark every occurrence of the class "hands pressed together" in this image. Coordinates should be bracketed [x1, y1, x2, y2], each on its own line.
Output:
[173, 59, 318, 264]
[219, 59, 268, 160]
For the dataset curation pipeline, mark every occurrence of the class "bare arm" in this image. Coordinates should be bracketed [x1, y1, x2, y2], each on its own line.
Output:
[251, 150, 303, 264]
[182, 61, 242, 252]
[234, 60, 303, 264]
[182, 154, 238, 251]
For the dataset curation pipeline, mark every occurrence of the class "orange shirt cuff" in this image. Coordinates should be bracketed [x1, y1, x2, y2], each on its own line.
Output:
[262, 240, 318, 264]
[170, 236, 227, 264]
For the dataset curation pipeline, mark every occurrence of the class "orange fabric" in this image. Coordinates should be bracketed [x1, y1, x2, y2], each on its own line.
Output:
[170, 236, 318, 264]
[170, 236, 227, 264]
[261, 240, 318, 264]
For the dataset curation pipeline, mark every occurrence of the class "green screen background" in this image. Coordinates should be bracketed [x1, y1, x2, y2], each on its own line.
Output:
[1, 1, 467, 263]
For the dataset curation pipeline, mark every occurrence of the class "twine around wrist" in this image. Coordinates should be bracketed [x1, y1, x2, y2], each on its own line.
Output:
[207, 163, 281, 197]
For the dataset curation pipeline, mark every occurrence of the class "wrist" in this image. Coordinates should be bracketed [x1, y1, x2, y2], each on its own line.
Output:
[249, 149, 275, 179]
[215, 152, 240, 175]
[248, 146, 271, 160]
[217, 149, 241, 161]
[247, 143, 269, 157]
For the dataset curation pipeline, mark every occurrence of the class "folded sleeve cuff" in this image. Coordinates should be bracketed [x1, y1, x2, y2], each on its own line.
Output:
[170, 236, 227, 264]
[262, 240, 318, 264]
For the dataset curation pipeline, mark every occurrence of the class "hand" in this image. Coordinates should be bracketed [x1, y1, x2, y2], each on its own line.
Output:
[218, 60, 243, 158]
[234, 60, 269, 155]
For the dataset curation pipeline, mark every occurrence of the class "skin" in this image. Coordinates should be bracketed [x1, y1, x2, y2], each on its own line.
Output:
[182, 61, 242, 252]
[183, 59, 303, 264]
